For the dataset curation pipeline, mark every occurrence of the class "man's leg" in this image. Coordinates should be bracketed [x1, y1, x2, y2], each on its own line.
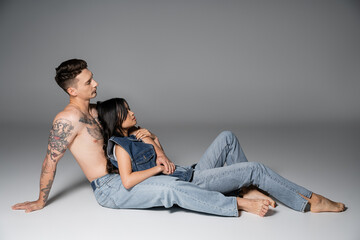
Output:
[92, 174, 239, 217]
[195, 131, 248, 171]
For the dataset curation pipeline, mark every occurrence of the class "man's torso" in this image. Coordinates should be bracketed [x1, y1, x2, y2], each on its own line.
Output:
[63, 104, 108, 182]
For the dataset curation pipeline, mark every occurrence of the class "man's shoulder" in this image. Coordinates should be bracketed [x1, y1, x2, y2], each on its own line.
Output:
[52, 106, 83, 127]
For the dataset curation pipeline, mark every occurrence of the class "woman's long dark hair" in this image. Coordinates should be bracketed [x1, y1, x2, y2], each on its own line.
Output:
[96, 98, 130, 174]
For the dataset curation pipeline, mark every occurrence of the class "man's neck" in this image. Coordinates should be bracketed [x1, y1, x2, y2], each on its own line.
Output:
[69, 97, 91, 114]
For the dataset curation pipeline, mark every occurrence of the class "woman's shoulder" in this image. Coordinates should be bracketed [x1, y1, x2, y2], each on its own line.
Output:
[109, 135, 139, 145]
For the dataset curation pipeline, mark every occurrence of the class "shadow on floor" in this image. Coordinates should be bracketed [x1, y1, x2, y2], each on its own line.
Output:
[47, 178, 89, 206]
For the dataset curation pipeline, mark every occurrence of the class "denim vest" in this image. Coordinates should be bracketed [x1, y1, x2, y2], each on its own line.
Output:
[107, 135, 194, 181]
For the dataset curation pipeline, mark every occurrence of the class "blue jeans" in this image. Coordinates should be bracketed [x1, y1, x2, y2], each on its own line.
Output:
[92, 174, 238, 216]
[92, 131, 312, 216]
[192, 131, 312, 212]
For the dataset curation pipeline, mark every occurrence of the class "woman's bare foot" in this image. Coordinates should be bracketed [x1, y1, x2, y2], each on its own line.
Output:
[236, 197, 270, 217]
[242, 187, 276, 208]
[300, 193, 345, 213]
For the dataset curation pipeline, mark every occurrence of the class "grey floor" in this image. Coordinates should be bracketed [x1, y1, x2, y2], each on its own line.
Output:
[1, 123, 359, 240]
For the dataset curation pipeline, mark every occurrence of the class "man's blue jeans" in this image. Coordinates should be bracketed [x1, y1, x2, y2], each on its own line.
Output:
[92, 131, 312, 216]
[191, 131, 312, 212]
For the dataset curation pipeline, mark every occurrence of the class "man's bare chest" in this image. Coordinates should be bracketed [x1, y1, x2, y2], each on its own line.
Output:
[78, 115, 103, 141]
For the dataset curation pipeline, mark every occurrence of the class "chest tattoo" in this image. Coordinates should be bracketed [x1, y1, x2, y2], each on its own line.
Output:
[79, 116, 103, 140]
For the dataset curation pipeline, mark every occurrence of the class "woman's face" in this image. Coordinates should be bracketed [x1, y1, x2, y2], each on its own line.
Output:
[121, 103, 137, 130]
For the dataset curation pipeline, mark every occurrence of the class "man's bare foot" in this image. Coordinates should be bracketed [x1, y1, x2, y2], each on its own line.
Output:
[242, 187, 276, 208]
[237, 197, 270, 217]
[300, 193, 345, 213]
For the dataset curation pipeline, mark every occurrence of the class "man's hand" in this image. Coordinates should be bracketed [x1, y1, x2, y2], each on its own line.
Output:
[156, 155, 175, 174]
[12, 115, 77, 214]
[12, 200, 45, 213]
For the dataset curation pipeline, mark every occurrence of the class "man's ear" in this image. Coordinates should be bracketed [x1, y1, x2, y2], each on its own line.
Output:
[67, 87, 78, 97]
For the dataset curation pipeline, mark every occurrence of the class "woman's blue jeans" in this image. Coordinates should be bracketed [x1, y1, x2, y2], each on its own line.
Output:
[92, 174, 239, 216]
[92, 131, 312, 216]
[192, 131, 312, 212]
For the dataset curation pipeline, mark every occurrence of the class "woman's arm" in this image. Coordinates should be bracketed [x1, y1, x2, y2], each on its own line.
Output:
[140, 136, 175, 175]
[116, 145, 164, 189]
[130, 127, 175, 174]
[132, 127, 163, 150]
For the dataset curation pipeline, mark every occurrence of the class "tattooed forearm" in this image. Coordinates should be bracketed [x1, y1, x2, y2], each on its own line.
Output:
[41, 179, 54, 203]
[47, 118, 74, 162]
[40, 161, 49, 178]
[41, 161, 56, 178]
[40, 161, 56, 204]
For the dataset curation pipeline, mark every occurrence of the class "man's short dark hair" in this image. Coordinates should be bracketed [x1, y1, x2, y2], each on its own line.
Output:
[55, 59, 88, 94]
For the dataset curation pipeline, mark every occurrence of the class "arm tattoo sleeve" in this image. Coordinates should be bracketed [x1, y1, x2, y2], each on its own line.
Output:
[41, 178, 54, 203]
[47, 118, 74, 162]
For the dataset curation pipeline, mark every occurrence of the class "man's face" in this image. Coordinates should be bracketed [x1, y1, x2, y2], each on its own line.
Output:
[71, 68, 98, 100]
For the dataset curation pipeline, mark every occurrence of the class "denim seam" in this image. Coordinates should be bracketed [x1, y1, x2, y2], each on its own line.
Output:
[97, 174, 116, 189]
[299, 199, 308, 212]
[140, 182, 238, 216]
[202, 165, 308, 212]
[255, 165, 309, 211]
[212, 143, 229, 169]
[95, 189, 113, 207]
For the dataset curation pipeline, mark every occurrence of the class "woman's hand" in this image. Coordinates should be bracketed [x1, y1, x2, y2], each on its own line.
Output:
[156, 155, 175, 175]
[157, 159, 174, 175]
[134, 127, 174, 174]
[135, 127, 156, 140]
[12, 199, 45, 213]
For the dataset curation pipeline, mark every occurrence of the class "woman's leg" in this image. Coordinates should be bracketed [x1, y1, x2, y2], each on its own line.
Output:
[93, 174, 272, 217]
[92, 174, 239, 217]
[195, 131, 248, 171]
[194, 131, 275, 206]
[192, 162, 313, 212]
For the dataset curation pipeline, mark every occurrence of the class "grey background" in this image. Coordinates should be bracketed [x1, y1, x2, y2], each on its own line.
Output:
[0, 0, 359, 127]
[1, 1, 360, 240]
